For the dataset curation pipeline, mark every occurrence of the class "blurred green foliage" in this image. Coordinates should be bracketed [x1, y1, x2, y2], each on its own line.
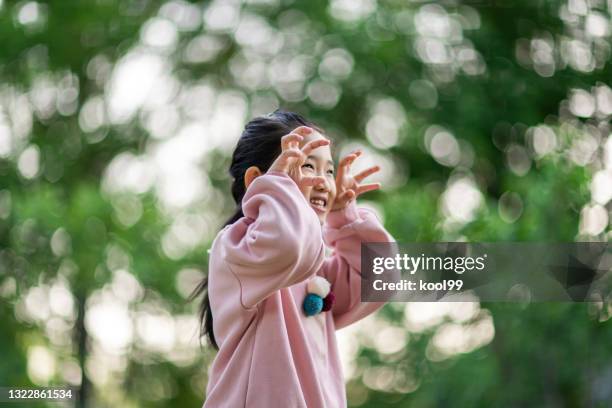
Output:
[0, 0, 611, 407]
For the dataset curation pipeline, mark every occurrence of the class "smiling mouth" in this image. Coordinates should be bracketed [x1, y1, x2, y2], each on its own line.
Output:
[309, 198, 327, 212]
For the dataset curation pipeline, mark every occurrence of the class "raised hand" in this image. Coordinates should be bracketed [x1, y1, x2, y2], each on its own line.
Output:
[332, 150, 381, 211]
[268, 127, 330, 187]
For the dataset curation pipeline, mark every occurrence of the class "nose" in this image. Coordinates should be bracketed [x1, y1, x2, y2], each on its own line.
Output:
[315, 177, 331, 192]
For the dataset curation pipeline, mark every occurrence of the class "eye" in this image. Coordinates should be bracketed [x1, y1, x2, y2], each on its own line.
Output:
[301, 163, 315, 171]
[327, 169, 335, 176]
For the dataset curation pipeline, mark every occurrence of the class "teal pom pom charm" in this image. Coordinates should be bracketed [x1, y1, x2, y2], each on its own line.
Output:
[303, 293, 323, 316]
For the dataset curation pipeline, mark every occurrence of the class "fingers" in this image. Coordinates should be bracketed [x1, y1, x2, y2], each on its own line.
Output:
[334, 184, 379, 212]
[335, 155, 356, 183]
[280, 149, 302, 160]
[302, 138, 330, 156]
[336, 150, 362, 181]
[281, 133, 304, 151]
[293, 126, 315, 136]
[356, 183, 380, 195]
[287, 138, 330, 169]
[283, 129, 330, 173]
[338, 150, 361, 168]
[281, 126, 322, 153]
[282, 126, 315, 148]
[271, 127, 319, 174]
[268, 147, 302, 174]
[354, 165, 380, 183]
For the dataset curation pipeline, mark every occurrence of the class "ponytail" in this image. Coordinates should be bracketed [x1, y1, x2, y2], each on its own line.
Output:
[189, 208, 243, 349]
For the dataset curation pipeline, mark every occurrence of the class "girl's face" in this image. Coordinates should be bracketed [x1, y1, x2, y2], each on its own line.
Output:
[294, 131, 337, 224]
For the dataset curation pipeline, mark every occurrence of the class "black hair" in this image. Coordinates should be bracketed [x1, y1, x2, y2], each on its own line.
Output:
[190, 109, 324, 349]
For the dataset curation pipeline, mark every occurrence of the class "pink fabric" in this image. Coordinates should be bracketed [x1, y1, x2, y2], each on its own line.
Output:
[204, 171, 392, 408]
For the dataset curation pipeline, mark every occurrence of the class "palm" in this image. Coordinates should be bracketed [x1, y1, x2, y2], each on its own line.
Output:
[332, 151, 381, 211]
[336, 173, 356, 197]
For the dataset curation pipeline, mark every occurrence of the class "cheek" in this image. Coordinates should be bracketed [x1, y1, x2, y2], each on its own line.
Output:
[297, 183, 313, 200]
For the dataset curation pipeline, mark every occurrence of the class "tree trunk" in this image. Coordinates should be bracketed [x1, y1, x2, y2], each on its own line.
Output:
[75, 294, 90, 408]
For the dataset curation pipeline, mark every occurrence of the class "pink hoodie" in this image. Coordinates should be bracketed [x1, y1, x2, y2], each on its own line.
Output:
[204, 171, 393, 408]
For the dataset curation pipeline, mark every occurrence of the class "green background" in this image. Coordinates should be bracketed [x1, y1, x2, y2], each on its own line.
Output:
[0, 0, 611, 406]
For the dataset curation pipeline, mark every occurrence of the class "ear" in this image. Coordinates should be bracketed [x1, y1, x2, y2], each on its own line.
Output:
[244, 166, 263, 189]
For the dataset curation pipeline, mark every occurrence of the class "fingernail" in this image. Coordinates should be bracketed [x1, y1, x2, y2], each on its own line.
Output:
[304, 127, 313, 134]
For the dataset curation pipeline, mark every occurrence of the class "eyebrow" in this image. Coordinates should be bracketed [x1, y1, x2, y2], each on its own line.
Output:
[306, 155, 334, 167]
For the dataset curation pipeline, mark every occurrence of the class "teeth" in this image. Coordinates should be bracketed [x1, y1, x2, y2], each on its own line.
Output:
[310, 198, 326, 207]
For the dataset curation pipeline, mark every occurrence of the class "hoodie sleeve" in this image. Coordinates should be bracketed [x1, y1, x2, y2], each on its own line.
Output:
[219, 171, 326, 309]
[318, 201, 394, 330]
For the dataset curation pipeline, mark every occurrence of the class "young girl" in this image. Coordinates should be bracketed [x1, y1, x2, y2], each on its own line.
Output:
[195, 110, 394, 407]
